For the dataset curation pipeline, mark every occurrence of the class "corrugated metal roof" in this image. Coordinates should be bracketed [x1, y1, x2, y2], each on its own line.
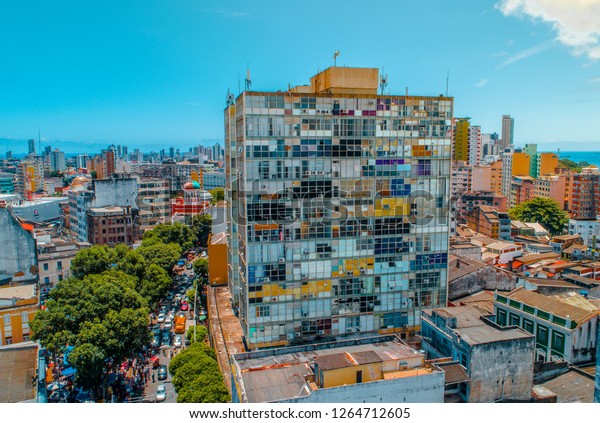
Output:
[242, 363, 313, 403]
[314, 353, 353, 370]
[505, 287, 598, 324]
[351, 350, 382, 365]
[438, 363, 469, 385]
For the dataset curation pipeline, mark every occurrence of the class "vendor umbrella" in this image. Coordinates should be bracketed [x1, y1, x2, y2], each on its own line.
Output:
[61, 367, 77, 377]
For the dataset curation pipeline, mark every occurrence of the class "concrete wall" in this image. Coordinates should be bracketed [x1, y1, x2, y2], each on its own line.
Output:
[92, 178, 138, 208]
[10, 199, 66, 223]
[279, 370, 445, 403]
[449, 266, 517, 301]
[468, 337, 534, 402]
[0, 208, 37, 283]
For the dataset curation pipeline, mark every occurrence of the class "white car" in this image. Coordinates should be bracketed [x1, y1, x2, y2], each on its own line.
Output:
[165, 314, 173, 324]
[156, 385, 166, 402]
[174, 294, 182, 302]
[174, 336, 182, 348]
[156, 313, 165, 323]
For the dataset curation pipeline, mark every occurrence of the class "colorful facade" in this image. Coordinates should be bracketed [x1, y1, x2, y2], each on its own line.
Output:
[225, 67, 452, 348]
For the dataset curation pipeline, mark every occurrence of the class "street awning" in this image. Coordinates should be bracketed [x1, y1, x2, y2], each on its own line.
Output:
[61, 367, 77, 376]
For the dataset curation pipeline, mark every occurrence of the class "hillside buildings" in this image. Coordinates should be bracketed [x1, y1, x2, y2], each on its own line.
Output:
[225, 66, 452, 349]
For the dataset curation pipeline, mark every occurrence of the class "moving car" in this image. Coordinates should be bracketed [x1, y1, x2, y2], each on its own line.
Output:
[157, 365, 168, 381]
[156, 384, 166, 402]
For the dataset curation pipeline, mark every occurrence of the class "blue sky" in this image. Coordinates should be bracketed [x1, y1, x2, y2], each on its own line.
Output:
[1, 0, 600, 154]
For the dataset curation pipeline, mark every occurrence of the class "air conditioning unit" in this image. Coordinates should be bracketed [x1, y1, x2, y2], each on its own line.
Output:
[318, 330, 325, 335]
[264, 277, 270, 282]
[279, 257, 286, 262]
[318, 170, 324, 175]
[302, 312, 308, 317]
[305, 171, 311, 176]
[302, 273, 308, 278]
[295, 332, 302, 337]
[347, 271, 353, 276]
[272, 297, 277, 302]
[309, 293, 315, 298]
[360, 269, 366, 275]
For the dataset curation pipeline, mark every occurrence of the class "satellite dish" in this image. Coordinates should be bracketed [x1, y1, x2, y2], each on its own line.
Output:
[333, 50, 340, 66]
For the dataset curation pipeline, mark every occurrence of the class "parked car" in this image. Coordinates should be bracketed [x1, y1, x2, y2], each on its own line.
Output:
[174, 294, 182, 302]
[157, 365, 168, 381]
[173, 335, 182, 348]
[156, 385, 166, 402]
[180, 302, 189, 311]
[161, 334, 171, 346]
[156, 313, 165, 323]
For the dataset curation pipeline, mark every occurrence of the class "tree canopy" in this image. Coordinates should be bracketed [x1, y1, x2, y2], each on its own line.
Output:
[192, 258, 209, 284]
[168, 342, 228, 403]
[142, 222, 195, 251]
[30, 271, 150, 396]
[558, 158, 592, 173]
[191, 214, 212, 248]
[209, 188, 224, 205]
[509, 197, 568, 236]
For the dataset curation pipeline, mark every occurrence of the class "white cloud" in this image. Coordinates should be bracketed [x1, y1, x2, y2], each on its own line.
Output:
[185, 102, 201, 107]
[589, 76, 600, 82]
[496, 0, 600, 60]
[475, 78, 489, 88]
[496, 40, 554, 68]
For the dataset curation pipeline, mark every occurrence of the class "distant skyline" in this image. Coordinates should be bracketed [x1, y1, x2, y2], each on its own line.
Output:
[2, 0, 600, 152]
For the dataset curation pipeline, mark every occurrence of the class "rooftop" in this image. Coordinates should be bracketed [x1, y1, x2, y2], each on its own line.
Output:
[539, 369, 594, 403]
[0, 342, 37, 402]
[423, 306, 533, 345]
[233, 336, 426, 402]
[502, 287, 598, 324]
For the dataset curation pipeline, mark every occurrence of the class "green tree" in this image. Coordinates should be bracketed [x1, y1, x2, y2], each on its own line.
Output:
[209, 187, 224, 205]
[70, 245, 117, 278]
[509, 197, 568, 236]
[137, 242, 182, 273]
[30, 271, 150, 399]
[186, 325, 208, 343]
[139, 264, 172, 308]
[142, 222, 195, 251]
[168, 342, 228, 403]
[193, 258, 209, 283]
[176, 372, 230, 403]
[191, 214, 212, 248]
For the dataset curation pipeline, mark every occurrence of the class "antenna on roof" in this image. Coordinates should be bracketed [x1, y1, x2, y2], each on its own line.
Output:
[226, 88, 235, 107]
[379, 68, 388, 95]
[245, 63, 252, 91]
[445, 69, 449, 97]
[333, 50, 340, 67]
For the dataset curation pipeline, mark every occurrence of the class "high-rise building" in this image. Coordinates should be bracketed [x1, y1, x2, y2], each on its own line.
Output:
[6, 151, 12, 160]
[523, 144, 538, 178]
[537, 152, 559, 177]
[102, 149, 115, 177]
[453, 118, 470, 162]
[28, 139, 36, 155]
[501, 115, 514, 150]
[468, 125, 481, 166]
[76, 154, 88, 170]
[570, 168, 600, 219]
[50, 149, 66, 172]
[225, 66, 452, 349]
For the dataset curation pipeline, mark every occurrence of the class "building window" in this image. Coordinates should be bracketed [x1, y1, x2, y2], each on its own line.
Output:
[57, 261, 63, 270]
[44, 277, 50, 285]
[537, 325, 549, 347]
[21, 312, 28, 323]
[256, 305, 270, 317]
[58, 275, 63, 282]
[523, 318, 534, 334]
[43, 263, 49, 271]
[509, 313, 520, 326]
[551, 331, 565, 354]
[3, 314, 10, 326]
[497, 309, 507, 326]
[5, 337, 12, 345]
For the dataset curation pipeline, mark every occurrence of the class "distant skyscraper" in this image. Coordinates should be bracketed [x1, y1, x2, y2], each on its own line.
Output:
[226, 66, 452, 349]
[50, 149, 66, 172]
[28, 139, 36, 155]
[169, 147, 175, 159]
[6, 151, 12, 160]
[76, 154, 88, 170]
[122, 146, 128, 160]
[501, 115, 514, 150]
[453, 118, 470, 162]
[44, 146, 52, 156]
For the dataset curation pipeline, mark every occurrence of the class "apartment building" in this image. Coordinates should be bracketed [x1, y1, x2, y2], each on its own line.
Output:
[225, 66, 452, 349]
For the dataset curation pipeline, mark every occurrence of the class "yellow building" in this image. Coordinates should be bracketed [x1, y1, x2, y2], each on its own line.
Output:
[490, 159, 504, 194]
[512, 152, 531, 176]
[0, 284, 38, 345]
[538, 152, 559, 176]
[453, 118, 470, 162]
[208, 231, 228, 286]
